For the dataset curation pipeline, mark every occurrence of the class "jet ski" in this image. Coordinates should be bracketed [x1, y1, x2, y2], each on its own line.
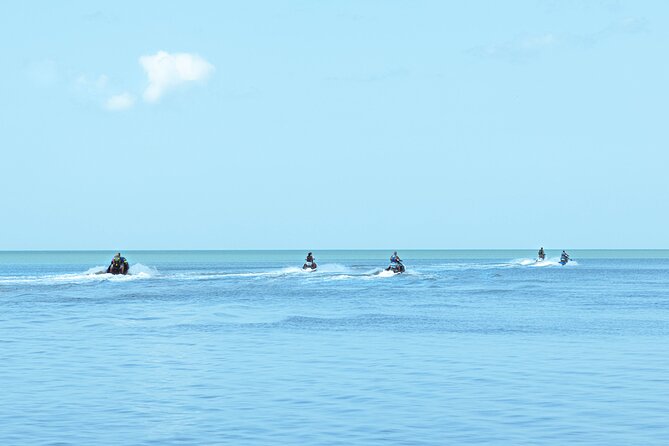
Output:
[303, 252, 317, 270]
[106, 264, 129, 275]
[385, 262, 405, 274]
[106, 265, 128, 275]
[302, 261, 317, 271]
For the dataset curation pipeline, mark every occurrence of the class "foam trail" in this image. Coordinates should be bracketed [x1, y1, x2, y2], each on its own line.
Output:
[84, 266, 107, 275]
[0, 263, 157, 285]
[512, 258, 560, 267]
[128, 263, 159, 275]
[311, 263, 352, 273]
[164, 263, 375, 282]
[279, 267, 305, 274]
[376, 270, 398, 278]
[189, 266, 315, 280]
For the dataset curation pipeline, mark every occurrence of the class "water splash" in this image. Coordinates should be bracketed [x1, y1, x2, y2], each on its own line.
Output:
[0, 263, 157, 285]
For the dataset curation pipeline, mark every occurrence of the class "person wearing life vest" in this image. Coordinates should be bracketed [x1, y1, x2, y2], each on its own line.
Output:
[386, 251, 405, 273]
[560, 250, 570, 265]
[390, 251, 402, 265]
[306, 252, 314, 263]
[538, 247, 545, 261]
[107, 253, 129, 275]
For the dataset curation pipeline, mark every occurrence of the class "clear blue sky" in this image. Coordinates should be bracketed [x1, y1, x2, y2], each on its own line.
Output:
[1, 1, 667, 249]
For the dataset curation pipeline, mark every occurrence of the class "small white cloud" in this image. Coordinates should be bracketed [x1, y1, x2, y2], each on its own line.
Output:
[139, 51, 214, 102]
[105, 92, 135, 111]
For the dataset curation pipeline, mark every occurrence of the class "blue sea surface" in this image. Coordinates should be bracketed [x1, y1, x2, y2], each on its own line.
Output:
[1, 250, 668, 445]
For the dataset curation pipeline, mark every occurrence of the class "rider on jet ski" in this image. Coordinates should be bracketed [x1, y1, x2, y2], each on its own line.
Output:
[560, 250, 570, 265]
[538, 247, 545, 261]
[386, 251, 405, 273]
[107, 253, 129, 275]
[303, 252, 317, 270]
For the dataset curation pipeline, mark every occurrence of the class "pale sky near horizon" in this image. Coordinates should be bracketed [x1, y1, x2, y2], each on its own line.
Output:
[1, 1, 667, 250]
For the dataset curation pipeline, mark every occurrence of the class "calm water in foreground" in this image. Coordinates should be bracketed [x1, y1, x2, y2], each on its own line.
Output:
[1, 250, 668, 445]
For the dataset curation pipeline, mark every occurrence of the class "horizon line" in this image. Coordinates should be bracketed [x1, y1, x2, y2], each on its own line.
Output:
[2, 248, 669, 252]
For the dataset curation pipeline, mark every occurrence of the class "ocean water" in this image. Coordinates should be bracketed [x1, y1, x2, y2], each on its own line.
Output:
[1, 250, 668, 445]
